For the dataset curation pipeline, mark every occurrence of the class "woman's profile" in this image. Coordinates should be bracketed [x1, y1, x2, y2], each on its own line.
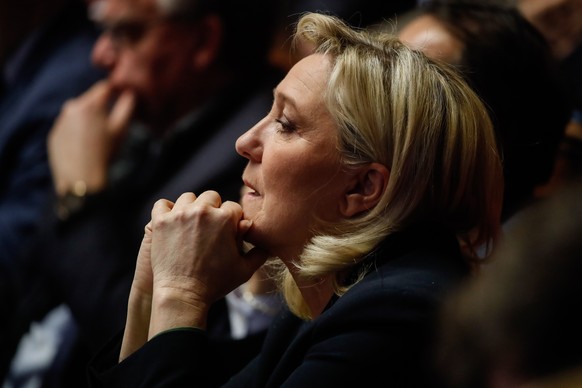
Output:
[88, 12, 504, 387]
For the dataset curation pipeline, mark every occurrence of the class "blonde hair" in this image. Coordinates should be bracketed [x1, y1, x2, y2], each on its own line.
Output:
[280, 12, 503, 319]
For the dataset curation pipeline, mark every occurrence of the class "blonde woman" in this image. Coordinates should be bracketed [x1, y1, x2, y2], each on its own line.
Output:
[89, 12, 503, 387]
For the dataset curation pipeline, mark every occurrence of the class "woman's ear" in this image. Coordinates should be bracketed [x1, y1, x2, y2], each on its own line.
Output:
[191, 14, 223, 69]
[340, 163, 389, 217]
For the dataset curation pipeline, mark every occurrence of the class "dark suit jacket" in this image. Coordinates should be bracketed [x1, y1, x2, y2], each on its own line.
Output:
[0, 1, 103, 274]
[88, 226, 470, 387]
[0, 2, 104, 380]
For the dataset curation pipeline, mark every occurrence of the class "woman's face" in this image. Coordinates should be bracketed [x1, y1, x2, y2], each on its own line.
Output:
[236, 53, 354, 261]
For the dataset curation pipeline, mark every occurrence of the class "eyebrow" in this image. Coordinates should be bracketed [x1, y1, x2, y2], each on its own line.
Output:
[273, 87, 299, 112]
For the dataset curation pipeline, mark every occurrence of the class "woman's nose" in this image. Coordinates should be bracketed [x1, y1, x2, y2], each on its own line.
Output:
[235, 118, 265, 162]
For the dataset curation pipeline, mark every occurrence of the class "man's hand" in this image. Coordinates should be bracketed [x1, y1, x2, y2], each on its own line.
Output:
[48, 80, 135, 195]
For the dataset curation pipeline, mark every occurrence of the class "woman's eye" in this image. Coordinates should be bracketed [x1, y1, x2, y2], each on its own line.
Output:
[275, 119, 295, 133]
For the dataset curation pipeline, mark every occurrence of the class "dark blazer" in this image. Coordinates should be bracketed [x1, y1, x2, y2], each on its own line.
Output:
[88, 226, 470, 387]
[0, 1, 103, 274]
[0, 2, 104, 380]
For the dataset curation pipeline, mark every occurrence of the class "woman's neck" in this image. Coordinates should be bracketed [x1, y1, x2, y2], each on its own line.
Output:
[295, 275, 335, 319]
[280, 249, 335, 319]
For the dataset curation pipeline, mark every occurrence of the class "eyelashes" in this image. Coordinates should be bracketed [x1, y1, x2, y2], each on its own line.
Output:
[275, 118, 296, 133]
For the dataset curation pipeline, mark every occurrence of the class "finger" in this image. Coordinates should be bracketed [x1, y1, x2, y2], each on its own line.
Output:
[221, 200, 244, 232]
[108, 90, 136, 138]
[196, 190, 222, 207]
[236, 219, 253, 255]
[237, 219, 253, 239]
[151, 198, 174, 218]
[173, 192, 197, 210]
[82, 79, 112, 106]
[222, 200, 243, 217]
[56, 82, 105, 119]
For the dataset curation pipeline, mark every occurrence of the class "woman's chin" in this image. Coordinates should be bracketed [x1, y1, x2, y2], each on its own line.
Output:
[241, 196, 261, 219]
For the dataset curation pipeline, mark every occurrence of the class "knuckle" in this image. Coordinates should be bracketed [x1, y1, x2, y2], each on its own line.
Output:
[190, 205, 212, 220]
[153, 198, 167, 208]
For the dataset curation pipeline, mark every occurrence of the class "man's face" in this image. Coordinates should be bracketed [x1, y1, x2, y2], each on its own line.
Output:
[91, 0, 200, 128]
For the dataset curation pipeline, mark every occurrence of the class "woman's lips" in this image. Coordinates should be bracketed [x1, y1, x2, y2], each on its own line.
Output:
[245, 189, 260, 198]
[241, 184, 260, 210]
[242, 179, 260, 196]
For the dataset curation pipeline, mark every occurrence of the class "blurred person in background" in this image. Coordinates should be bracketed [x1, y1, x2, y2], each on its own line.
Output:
[517, 0, 582, 197]
[0, 0, 104, 382]
[397, 0, 572, 225]
[269, 0, 418, 72]
[436, 180, 582, 388]
[3, 0, 285, 386]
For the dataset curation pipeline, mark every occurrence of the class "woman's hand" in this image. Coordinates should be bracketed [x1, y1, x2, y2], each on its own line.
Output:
[120, 221, 154, 361]
[147, 191, 267, 337]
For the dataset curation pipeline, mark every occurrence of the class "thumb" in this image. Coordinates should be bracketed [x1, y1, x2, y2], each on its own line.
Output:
[237, 219, 253, 238]
[108, 90, 135, 139]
